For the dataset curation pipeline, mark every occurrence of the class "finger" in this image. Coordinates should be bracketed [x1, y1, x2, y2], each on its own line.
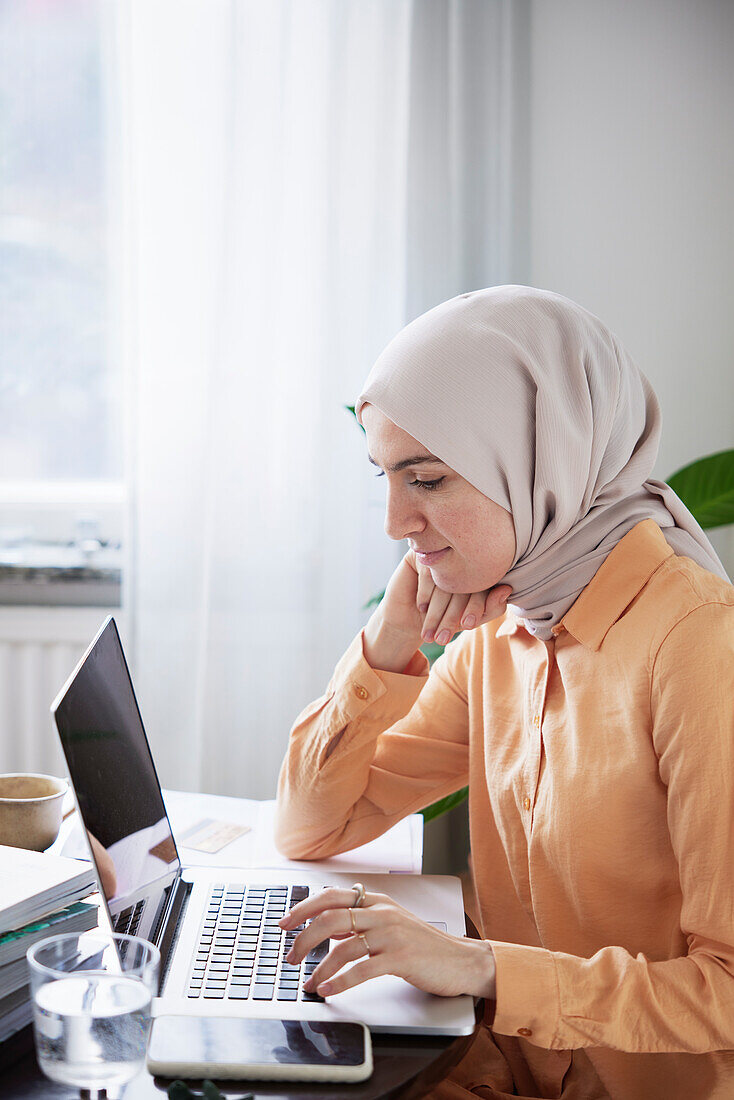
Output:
[285, 898, 382, 962]
[403, 548, 420, 573]
[279, 887, 372, 930]
[481, 585, 512, 623]
[421, 588, 452, 642]
[285, 909, 352, 963]
[415, 565, 436, 615]
[304, 934, 367, 990]
[316, 957, 387, 998]
[286, 894, 396, 962]
[457, 591, 488, 632]
[433, 593, 474, 646]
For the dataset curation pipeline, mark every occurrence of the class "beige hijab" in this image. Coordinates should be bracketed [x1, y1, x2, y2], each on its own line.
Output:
[356, 286, 728, 639]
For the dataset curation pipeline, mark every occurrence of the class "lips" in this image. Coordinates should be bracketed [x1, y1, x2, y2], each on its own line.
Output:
[413, 547, 450, 566]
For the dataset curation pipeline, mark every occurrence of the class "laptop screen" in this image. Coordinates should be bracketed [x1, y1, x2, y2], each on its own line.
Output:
[53, 617, 180, 903]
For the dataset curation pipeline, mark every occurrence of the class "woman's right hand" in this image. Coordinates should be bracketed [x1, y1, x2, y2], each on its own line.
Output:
[363, 551, 512, 673]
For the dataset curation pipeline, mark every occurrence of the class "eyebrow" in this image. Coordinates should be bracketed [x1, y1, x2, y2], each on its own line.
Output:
[368, 453, 446, 473]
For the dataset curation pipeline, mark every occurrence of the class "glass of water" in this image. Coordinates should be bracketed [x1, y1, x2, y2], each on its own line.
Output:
[27, 931, 160, 1098]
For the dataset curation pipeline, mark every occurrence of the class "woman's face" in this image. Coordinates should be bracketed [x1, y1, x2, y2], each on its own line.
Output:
[361, 405, 516, 594]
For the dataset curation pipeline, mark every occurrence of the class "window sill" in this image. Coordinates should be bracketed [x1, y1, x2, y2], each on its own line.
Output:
[0, 545, 122, 608]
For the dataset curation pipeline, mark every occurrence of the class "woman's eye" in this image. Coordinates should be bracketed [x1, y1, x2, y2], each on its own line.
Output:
[411, 477, 445, 491]
[372, 470, 444, 491]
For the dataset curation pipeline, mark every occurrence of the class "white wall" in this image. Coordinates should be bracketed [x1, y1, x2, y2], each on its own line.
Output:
[528, 0, 734, 570]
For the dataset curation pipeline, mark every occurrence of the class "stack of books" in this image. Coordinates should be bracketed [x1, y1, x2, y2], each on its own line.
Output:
[0, 844, 99, 1044]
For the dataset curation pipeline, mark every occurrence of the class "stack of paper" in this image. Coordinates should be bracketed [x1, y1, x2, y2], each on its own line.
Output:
[0, 845, 99, 1044]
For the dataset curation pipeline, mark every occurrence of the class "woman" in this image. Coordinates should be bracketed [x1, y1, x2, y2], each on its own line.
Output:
[275, 286, 734, 1099]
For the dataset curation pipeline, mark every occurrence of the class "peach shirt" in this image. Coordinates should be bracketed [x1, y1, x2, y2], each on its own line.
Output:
[275, 521, 734, 1099]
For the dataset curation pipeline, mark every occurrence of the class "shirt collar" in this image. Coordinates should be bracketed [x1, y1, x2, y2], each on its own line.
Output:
[496, 521, 674, 650]
[557, 520, 674, 650]
[496, 613, 521, 638]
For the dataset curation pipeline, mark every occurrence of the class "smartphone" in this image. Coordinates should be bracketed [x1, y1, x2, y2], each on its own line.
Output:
[146, 1015, 373, 1083]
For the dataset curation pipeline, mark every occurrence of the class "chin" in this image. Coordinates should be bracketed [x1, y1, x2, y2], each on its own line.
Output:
[430, 564, 502, 594]
[429, 566, 469, 593]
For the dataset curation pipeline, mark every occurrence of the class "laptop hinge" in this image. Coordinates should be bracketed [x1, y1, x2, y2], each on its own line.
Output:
[156, 875, 192, 994]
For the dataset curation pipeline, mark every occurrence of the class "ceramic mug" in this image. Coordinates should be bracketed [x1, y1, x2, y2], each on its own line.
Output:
[0, 773, 68, 851]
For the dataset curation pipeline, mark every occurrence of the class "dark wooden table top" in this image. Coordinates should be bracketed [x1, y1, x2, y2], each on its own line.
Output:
[0, 1021, 479, 1100]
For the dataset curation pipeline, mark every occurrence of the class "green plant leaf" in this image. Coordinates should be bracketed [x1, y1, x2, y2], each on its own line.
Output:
[167, 1084, 194, 1100]
[363, 589, 385, 610]
[420, 787, 468, 822]
[345, 404, 365, 432]
[667, 449, 734, 529]
[420, 641, 444, 663]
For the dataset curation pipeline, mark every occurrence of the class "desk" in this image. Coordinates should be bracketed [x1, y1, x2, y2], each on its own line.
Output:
[2, 793, 478, 1099]
[1, 1024, 478, 1099]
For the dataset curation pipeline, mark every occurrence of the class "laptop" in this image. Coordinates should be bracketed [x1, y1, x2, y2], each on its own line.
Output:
[51, 616, 475, 1036]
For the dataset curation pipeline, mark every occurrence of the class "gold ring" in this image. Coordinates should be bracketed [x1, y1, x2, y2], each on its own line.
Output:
[349, 908, 358, 934]
[358, 933, 371, 958]
[351, 882, 366, 908]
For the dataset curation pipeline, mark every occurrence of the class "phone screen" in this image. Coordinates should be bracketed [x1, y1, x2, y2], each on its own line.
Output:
[149, 1016, 367, 1068]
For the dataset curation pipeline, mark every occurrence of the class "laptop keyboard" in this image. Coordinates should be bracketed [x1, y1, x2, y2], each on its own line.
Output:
[114, 898, 145, 936]
[187, 884, 328, 1003]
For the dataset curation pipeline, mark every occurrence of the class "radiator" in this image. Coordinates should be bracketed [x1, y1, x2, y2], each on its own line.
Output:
[0, 607, 126, 777]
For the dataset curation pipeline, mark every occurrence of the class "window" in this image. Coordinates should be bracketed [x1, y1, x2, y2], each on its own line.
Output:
[0, 0, 123, 604]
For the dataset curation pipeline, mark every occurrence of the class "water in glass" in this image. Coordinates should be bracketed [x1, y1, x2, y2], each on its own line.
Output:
[33, 972, 152, 1089]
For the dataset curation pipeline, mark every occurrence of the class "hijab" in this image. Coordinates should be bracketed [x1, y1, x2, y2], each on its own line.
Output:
[356, 286, 728, 639]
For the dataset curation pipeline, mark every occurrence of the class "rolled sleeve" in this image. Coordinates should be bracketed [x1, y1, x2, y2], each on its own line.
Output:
[275, 631, 468, 861]
[327, 633, 429, 745]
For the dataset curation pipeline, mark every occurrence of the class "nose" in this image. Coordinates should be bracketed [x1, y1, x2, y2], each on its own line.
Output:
[384, 483, 426, 542]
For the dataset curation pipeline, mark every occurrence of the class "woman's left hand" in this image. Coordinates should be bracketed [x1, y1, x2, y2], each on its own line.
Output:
[278, 887, 496, 1000]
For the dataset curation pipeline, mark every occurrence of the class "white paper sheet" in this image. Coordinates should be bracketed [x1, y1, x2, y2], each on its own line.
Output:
[162, 790, 422, 873]
[57, 789, 423, 875]
[253, 799, 422, 874]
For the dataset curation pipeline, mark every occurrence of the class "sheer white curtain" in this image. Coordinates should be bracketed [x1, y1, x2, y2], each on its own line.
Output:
[122, 0, 526, 797]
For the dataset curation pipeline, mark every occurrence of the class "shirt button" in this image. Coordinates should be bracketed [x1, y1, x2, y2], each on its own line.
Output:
[353, 684, 369, 700]
[523, 796, 531, 811]
[533, 715, 541, 727]
[517, 1027, 533, 1037]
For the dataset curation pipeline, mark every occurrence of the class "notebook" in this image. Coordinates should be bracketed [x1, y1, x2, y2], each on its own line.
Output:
[0, 846, 97, 935]
[52, 616, 475, 1035]
[0, 901, 97, 969]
